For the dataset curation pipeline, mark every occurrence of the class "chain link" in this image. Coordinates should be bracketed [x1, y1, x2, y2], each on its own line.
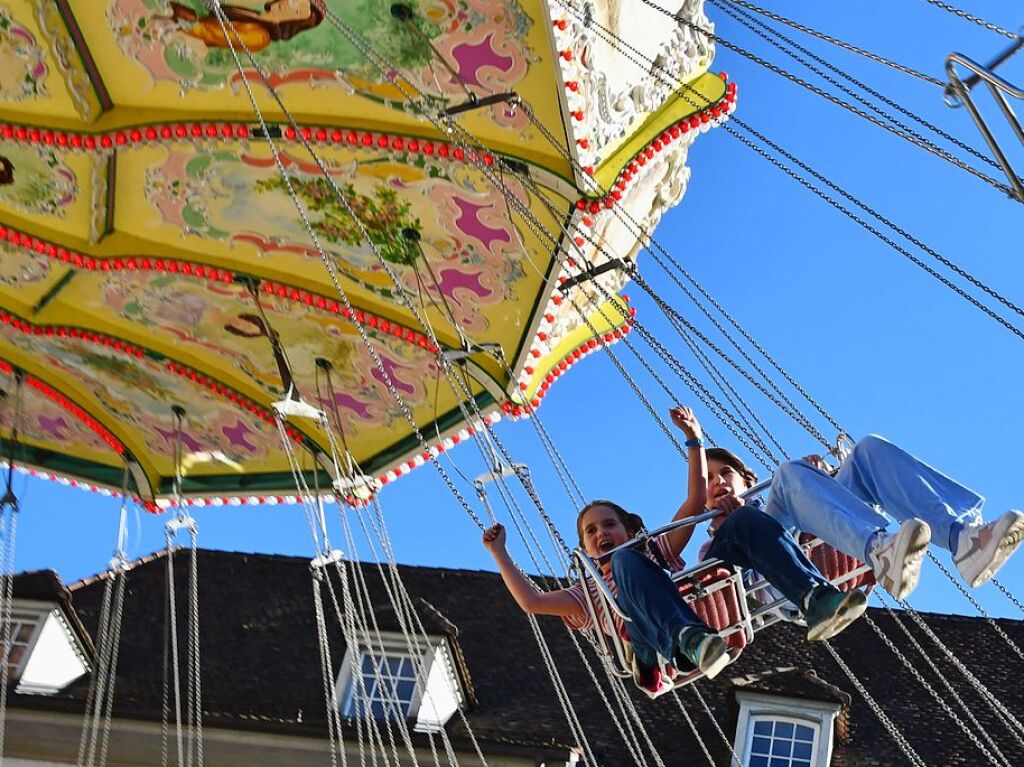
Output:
[923, 0, 1019, 40]
[715, 0, 1000, 171]
[926, 551, 1024, 662]
[991, 577, 1024, 616]
[723, 0, 947, 86]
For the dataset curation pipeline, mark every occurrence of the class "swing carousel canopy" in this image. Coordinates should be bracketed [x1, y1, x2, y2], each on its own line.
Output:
[0, 0, 734, 506]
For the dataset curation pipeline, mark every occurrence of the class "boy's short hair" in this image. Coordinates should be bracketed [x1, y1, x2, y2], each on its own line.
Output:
[705, 447, 758, 488]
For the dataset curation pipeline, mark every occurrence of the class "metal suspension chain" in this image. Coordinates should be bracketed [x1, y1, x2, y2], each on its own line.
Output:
[670, 690, 717, 767]
[656, 6, 1016, 195]
[690, 687, 744, 767]
[921, 0, 1019, 40]
[924, 551, 1024, 662]
[713, 0, 1000, 171]
[555, 0, 1024, 340]
[821, 640, 929, 767]
[991, 577, 1024, 616]
[893, 595, 1024, 746]
[871, 593, 1014, 766]
[862, 614, 1009, 767]
[538, 3, 849, 440]
[727, 122, 1024, 343]
[720, 0, 947, 86]
[310, 573, 346, 767]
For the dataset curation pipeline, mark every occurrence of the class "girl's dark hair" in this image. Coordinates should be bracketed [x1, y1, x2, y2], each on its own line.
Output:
[576, 499, 645, 547]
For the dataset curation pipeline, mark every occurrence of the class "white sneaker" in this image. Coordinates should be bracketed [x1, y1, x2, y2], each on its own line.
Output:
[954, 510, 1024, 588]
[868, 519, 931, 600]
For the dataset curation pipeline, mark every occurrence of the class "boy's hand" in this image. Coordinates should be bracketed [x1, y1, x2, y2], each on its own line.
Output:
[669, 405, 702, 440]
[708, 490, 741, 532]
[482, 523, 507, 554]
[801, 454, 832, 472]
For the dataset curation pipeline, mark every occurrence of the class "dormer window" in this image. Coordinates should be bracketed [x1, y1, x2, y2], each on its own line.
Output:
[2, 601, 89, 694]
[733, 690, 842, 767]
[3, 609, 44, 682]
[339, 633, 464, 733]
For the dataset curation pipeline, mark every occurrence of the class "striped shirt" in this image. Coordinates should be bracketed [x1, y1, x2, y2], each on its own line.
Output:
[562, 536, 686, 636]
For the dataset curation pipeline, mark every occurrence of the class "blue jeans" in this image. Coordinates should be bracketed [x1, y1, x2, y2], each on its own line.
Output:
[764, 435, 984, 560]
[611, 549, 706, 669]
[705, 505, 830, 607]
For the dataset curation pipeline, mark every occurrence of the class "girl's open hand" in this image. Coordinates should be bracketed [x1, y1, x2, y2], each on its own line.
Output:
[482, 523, 507, 554]
[669, 405, 702, 439]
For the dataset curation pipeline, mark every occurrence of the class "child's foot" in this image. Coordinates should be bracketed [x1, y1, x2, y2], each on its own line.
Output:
[804, 585, 867, 642]
[954, 510, 1024, 587]
[868, 518, 931, 600]
[676, 627, 730, 680]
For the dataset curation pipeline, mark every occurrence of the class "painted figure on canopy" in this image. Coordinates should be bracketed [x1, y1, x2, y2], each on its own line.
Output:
[164, 0, 324, 52]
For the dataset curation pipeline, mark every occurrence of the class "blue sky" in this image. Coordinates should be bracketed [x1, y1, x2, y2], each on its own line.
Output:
[13, 1, 1024, 621]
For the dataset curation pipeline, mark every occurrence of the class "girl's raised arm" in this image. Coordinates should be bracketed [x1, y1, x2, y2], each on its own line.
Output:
[663, 406, 709, 558]
[482, 524, 584, 619]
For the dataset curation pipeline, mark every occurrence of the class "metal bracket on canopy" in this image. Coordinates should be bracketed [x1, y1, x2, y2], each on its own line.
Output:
[442, 342, 504, 364]
[944, 40, 1024, 203]
[272, 385, 327, 423]
[558, 259, 629, 293]
[443, 91, 520, 118]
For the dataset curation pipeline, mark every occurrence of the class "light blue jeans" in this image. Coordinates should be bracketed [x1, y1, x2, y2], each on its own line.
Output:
[763, 435, 984, 561]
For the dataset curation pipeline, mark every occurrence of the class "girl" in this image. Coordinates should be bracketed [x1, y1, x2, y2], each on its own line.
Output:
[482, 406, 867, 686]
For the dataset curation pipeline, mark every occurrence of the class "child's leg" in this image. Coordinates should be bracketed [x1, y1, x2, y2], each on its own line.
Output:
[835, 435, 984, 553]
[611, 549, 707, 665]
[765, 460, 890, 561]
[706, 505, 831, 607]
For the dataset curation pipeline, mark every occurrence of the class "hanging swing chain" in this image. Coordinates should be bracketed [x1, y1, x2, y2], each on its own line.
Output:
[991, 577, 1024, 617]
[342, 503, 475, 767]
[891, 593, 1024, 746]
[861, 611, 1012, 767]
[210, 3, 490, 531]
[924, 551, 1024, 662]
[309, 576, 345, 767]
[554, 0, 1024, 337]
[716, 0, 946, 86]
[870, 593, 1014, 765]
[921, 0, 1019, 40]
[657, 4, 1015, 195]
[821, 639, 930, 767]
[689, 687, 745, 767]
[712, 0, 1000, 171]
[670, 690, 718, 767]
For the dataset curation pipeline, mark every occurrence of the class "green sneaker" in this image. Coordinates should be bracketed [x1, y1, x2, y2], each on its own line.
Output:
[804, 585, 867, 642]
[676, 627, 731, 680]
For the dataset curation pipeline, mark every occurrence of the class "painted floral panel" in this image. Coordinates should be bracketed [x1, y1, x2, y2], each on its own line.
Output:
[0, 4, 48, 101]
[145, 146, 527, 332]
[0, 145, 77, 218]
[108, 0, 533, 129]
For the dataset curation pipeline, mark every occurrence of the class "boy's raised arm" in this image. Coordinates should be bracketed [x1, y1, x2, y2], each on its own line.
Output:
[664, 406, 709, 558]
[482, 524, 584, 619]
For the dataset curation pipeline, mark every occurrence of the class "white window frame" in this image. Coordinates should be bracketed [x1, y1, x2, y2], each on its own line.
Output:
[733, 690, 841, 767]
[336, 631, 463, 733]
[3, 607, 46, 682]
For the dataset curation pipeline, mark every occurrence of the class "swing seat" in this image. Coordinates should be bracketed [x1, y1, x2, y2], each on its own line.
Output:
[801, 535, 876, 591]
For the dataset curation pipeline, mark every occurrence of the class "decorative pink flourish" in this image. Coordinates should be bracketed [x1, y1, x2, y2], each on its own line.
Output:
[453, 198, 511, 251]
[222, 420, 258, 452]
[450, 33, 514, 87]
[327, 392, 373, 421]
[371, 357, 416, 396]
[436, 268, 490, 299]
[155, 426, 204, 453]
[37, 415, 70, 441]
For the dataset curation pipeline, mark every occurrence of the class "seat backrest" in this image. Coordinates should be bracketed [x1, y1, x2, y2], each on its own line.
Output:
[678, 567, 748, 651]
[800, 534, 876, 591]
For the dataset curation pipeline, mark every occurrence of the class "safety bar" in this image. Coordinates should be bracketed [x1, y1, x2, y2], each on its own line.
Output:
[945, 51, 1024, 202]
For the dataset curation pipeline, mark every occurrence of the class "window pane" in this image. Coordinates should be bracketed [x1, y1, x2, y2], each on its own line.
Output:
[769, 758, 788, 767]
[795, 724, 814, 741]
[793, 760, 812, 767]
[753, 721, 773, 736]
[770, 739, 791, 757]
[793, 741, 813, 760]
[751, 737, 771, 755]
[749, 757, 769, 767]
[775, 722, 794, 739]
